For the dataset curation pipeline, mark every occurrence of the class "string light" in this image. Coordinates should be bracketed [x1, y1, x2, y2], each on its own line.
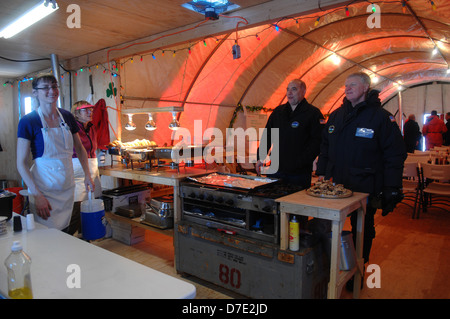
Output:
[5, 1, 440, 89]
[430, 1, 437, 10]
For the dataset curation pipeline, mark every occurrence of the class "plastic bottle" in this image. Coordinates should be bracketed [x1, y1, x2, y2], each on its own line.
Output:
[289, 215, 299, 251]
[4, 241, 33, 299]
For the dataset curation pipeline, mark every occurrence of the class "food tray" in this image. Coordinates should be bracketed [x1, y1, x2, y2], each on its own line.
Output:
[187, 172, 278, 190]
[306, 188, 353, 199]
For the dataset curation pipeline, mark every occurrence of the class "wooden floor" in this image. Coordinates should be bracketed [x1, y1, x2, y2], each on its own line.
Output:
[93, 199, 450, 299]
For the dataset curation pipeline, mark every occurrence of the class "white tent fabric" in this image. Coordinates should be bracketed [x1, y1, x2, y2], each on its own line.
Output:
[117, 0, 449, 146]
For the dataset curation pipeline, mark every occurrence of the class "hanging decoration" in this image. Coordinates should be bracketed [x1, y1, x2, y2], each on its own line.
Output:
[228, 103, 274, 128]
[106, 82, 117, 98]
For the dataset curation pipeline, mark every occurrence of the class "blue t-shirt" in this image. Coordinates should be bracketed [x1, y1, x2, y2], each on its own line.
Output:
[17, 108, 79, 159]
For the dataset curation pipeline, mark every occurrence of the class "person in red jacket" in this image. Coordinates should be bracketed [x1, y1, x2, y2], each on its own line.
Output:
[422, 110, 447, 150]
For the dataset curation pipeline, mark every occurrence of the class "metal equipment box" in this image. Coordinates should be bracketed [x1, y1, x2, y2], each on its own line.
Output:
[175, 221, 329, 299]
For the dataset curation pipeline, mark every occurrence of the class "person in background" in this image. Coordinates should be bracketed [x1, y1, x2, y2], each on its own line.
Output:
[422, 110, 447, 150]
[255, 79, 324, 189]
[403, 114, 422, 153]
[316, 73, 406, 287]
[16, 74, 94, 232]
[443, 112, 450, 146]
[67, 100, 103, 236]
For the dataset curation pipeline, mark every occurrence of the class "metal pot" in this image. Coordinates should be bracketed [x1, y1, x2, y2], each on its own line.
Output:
[124, 149, 154, 161]
[0, 190, 16, 221]
[149, 195, 174, 218]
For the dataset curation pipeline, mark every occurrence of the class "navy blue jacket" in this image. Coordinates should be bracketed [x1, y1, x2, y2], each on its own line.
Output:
[258, 98, 324, 175]
[316, 91, 406, 195]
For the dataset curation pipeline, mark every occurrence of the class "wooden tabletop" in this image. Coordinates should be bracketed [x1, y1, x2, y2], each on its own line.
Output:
[276, 190, 368, 221]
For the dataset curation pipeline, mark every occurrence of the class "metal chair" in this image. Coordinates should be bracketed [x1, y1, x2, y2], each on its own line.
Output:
[415, 163, 450, 218]
[401, 162, 421, 218]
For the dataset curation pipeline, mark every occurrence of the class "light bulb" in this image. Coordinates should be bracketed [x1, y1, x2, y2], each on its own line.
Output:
[145, 113, 157, 131]
[125, 114, 136, 131]
[168, 112, 180, 130]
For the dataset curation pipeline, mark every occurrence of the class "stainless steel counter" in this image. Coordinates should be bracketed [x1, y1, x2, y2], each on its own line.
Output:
[99, 165, 216, 223]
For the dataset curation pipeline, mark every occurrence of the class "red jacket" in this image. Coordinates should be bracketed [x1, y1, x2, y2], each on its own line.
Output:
[92, 99, 111, 150]
[422, 115, 447, 149]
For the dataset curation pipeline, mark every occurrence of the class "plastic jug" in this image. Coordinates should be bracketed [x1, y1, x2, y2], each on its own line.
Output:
[80, 191, 106, 240]
[4, 241, 33, 299]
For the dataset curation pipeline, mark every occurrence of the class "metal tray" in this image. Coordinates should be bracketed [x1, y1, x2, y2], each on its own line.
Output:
[186, 172, 278, 190]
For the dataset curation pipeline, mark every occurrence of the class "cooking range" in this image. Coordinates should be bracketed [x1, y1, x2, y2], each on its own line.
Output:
[180, 173, 302, 244]
[175, 173, 329, 299]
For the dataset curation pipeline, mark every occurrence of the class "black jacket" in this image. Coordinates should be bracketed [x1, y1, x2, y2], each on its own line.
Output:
[403, 119, 421, 153]
[316, 90, 406, 195]
[444, 121, 450, 146]
[258, 98, 324, 175]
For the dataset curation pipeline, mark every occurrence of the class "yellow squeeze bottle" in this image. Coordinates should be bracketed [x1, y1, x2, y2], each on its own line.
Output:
[289, 216, 299, 251]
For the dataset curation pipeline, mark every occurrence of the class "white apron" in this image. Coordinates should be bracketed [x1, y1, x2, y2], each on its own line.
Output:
[29, 108, 75, 230]
[72, 157, 102, 202]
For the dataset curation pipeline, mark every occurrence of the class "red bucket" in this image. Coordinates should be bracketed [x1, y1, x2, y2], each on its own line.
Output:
[5, 187, 23, 214]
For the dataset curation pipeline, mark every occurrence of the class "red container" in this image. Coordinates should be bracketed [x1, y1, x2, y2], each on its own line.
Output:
[5, 187, 23, 214]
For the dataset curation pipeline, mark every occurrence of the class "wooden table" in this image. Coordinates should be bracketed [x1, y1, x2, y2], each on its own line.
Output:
[276, 190, 368, 299]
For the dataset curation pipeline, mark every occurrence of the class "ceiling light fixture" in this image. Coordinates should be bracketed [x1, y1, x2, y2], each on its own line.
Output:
[330, 54, 341, 65]
[125, 114, 136, 131]
[145, 113, 157, 131]
[122, 106, 183, 131]
[181, 0, 240, 20]
[168, 112, 181, 130]
[0, 0, 59, 39]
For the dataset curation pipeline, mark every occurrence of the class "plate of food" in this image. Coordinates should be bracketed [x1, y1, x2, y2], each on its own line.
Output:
[306, 180, 352, 198]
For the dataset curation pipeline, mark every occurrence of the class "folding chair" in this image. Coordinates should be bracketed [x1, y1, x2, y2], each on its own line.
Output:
[416, 163, 450, 218]
[401, 162, 421, 218]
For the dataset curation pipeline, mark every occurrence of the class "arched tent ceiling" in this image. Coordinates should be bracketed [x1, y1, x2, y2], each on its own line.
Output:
[120, 0, 449, 145]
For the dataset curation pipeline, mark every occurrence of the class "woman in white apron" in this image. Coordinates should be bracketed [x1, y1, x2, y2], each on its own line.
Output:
[16, 74, 94, 231]
[67, 100, 102, 235]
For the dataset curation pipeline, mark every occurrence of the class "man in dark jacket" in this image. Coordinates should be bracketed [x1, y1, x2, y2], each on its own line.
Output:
[443, 112, 450, 146]
[256, 79, 324, 188]
[316, 73, 406, 267]
[403, 114, 422, 153]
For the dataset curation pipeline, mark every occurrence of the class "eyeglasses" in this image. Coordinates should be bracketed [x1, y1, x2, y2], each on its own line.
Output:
[35, 85, 59, 91]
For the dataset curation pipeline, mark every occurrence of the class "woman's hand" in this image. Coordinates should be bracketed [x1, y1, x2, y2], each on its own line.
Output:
[34, 193, 52, 220]
[84, 175, 95, 194]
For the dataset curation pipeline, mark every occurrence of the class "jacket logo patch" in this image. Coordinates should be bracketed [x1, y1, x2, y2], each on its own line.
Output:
[291, 121, 299, 128]
[328, 125, 335, 134]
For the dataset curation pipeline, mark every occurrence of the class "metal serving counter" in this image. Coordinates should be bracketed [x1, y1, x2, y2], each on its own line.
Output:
[99, 165, 216, 223]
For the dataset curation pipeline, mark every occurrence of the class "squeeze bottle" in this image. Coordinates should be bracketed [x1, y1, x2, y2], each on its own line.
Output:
[289, 216, 300, 251]
[4, 241, 33, 299]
